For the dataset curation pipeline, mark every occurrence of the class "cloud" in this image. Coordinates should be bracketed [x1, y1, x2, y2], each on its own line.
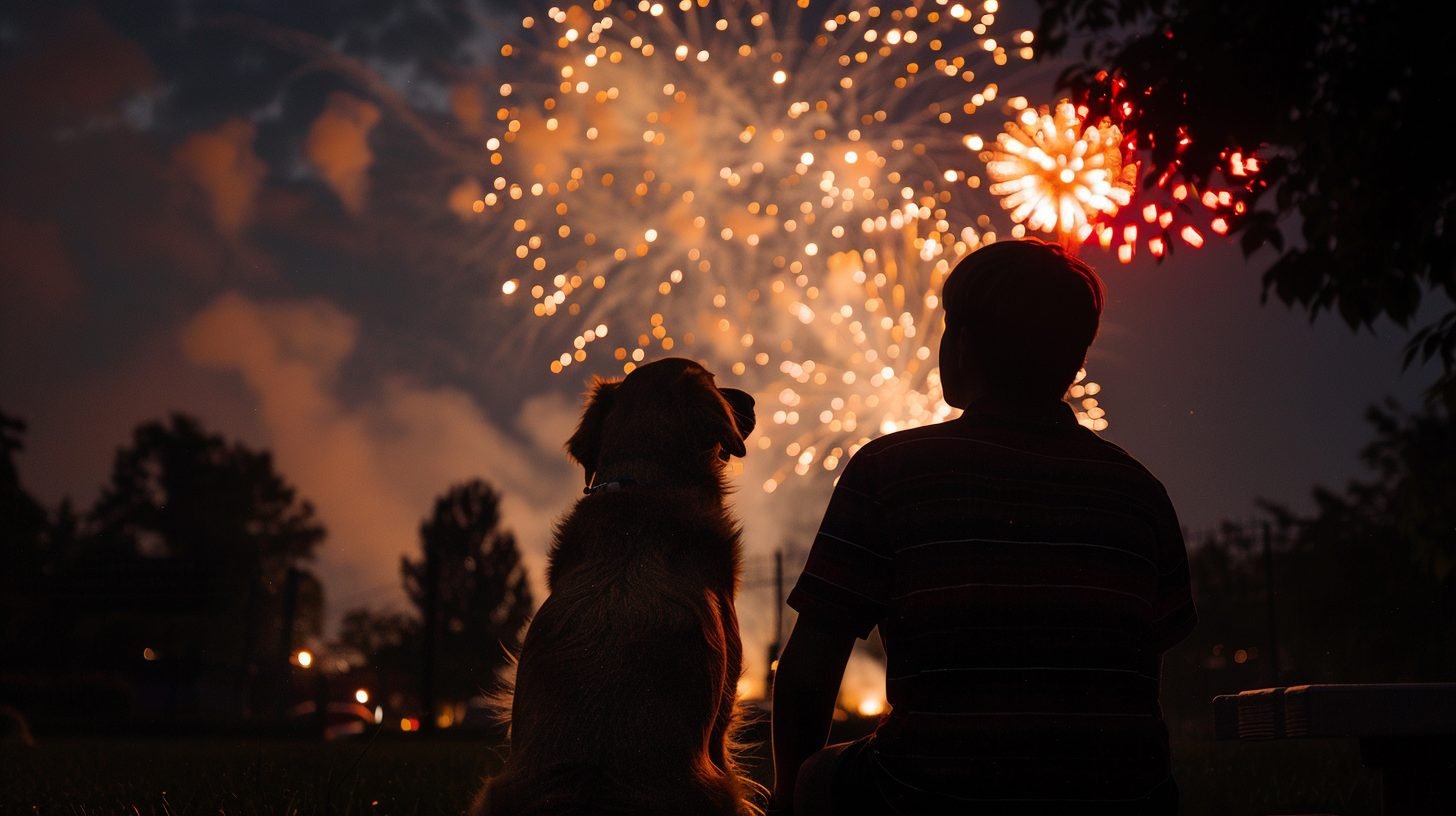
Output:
[0, 214, 82, 342]
[171, 119, 268, 238]
[305, 92, 382, 215]
[180, 292, 578, 624]
[0, 8, 156, 132]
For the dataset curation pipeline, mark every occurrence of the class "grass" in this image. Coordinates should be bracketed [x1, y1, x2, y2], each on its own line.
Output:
[0, 727, 1383, 815]
[0, 734, 503, 815]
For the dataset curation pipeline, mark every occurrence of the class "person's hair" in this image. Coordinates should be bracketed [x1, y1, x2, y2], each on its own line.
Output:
[940, 238, 1104, 400]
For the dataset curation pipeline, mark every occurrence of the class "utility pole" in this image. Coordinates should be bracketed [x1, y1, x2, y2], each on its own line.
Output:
[1262, 522, 1281, 686]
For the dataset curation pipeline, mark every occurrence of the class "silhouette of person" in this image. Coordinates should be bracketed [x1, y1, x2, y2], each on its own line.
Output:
[770, 238, 1197, 815]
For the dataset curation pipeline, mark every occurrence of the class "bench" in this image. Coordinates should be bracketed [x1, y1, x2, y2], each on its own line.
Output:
[1213, 683, 1456, 815]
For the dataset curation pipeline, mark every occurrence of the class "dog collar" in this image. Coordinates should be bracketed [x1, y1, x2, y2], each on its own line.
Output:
[584, 478, 638, 495]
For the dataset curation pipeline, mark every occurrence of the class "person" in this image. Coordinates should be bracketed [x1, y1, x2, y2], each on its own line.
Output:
[769, 238, 1197, 815]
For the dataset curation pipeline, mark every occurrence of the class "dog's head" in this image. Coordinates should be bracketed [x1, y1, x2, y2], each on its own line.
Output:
[566, 357, 756, 488]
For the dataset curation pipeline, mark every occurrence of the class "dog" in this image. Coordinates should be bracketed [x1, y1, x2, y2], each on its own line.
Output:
[474, 357, 759, 816]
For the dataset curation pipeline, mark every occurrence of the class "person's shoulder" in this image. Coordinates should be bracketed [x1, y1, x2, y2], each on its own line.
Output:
[1079, 432, 1173, 494]
[849, 422, 960, 460]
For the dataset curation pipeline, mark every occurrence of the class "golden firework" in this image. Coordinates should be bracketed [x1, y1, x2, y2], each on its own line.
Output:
[983, 100, 1135, 245]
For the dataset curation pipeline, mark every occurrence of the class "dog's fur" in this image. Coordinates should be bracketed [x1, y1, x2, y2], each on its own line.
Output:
[474, 358, 758, 816]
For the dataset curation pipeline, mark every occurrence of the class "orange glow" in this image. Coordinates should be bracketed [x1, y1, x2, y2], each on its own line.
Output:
[1211, 217, 1229, 235]
[142, 647, 157, 661]
[296, 650, 314, 669]
[1149, 237, 1165, 257]
[1180, 226, 1204, 247]
[857, 696, 887, 717]
[355, 688, 370, 704]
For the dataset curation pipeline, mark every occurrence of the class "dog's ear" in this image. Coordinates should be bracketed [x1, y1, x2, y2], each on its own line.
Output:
[712, 387, 756, 460]
[566, 377, 620, 486]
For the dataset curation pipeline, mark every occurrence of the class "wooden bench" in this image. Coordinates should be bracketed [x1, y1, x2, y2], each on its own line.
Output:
[1213, 684, 1456, 815]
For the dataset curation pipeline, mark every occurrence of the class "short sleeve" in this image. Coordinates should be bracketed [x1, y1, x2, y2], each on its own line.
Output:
[1150, 489, 1197, 652]
[785, 449, 893, 639]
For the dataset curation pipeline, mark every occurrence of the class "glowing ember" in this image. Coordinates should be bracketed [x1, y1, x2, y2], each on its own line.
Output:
[983, 100, 1135, 245]
[1066, 72, 1262, 264]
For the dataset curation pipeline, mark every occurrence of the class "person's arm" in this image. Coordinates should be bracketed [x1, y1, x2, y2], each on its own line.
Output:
[770, 616, 856, 815]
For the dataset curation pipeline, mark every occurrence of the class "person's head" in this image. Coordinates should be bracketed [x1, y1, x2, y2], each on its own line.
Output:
[938, 238, 1104, 408]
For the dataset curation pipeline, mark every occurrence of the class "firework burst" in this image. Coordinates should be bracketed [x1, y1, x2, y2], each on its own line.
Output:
[469, 0, 1036, 373]
[981, 95, 1261, 263]
[983, 99, 1135, 245]
[459, 0, 1128, 484]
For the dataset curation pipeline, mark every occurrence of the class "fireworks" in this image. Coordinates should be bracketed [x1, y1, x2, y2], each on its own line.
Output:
[462, 0, 1146, 484]
[750, 215, 961, 490]
[981, 95, 1260, 264]
[471, 0, 1035, 371]
[983, 100, 1135, 246]
[1085, 145, 1260, 264]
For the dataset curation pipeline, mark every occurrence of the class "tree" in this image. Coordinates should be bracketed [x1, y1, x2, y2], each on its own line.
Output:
[0, 410, 48, 579]
[402, 479, 533, 725]
[1163, 399, 1456, 734]
[0, 410, 52, 670]
[84, 414, 327, 715]
[337, 606, 419, 713]
[1034, 0, 1456, 398]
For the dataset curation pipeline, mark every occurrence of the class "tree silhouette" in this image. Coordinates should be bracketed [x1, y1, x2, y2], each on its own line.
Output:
[337, 606, 418, 715]
[83, 414, 327, 717]
[1, 411, 47, 574]
[1034, 0, 1456, 398]
[401, 479, 533, 726]
[1162, 399, 1456, 733]
[0, 410, 52, 672]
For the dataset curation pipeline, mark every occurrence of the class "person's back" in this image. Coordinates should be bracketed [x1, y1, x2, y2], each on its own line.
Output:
[770, 239, 1197, 815]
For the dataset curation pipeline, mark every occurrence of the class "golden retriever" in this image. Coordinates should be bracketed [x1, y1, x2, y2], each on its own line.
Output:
[474, 357, 758, 816]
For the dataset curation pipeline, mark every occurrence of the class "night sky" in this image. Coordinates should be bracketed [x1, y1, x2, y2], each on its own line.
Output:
[1, 2, 1443, 683]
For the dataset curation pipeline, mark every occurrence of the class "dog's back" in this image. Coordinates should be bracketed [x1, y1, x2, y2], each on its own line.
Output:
[473, 359, 757, 816]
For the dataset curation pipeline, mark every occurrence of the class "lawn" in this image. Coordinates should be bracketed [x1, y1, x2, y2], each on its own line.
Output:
[0, 726, 1382, 814]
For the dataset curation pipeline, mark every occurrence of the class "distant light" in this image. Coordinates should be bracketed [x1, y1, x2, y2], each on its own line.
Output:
[142, 647, 157, 661]
[355, 688, 370, 704]
[772, 70, 787, 84]
[374, 705, 384, 724]
[296, 650, 314, 669]
[400, 717, 414, 732]
[501, 279, 519, 295]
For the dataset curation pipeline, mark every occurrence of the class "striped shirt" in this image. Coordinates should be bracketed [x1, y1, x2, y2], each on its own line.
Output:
[786, 396, 1196, 811]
